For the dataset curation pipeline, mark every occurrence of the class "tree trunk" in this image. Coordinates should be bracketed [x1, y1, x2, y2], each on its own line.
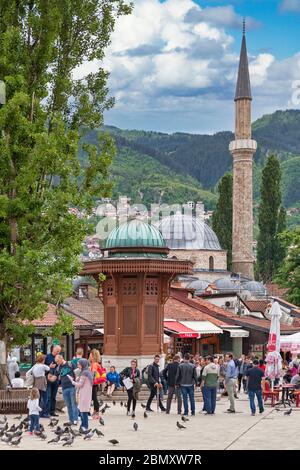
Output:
[0, 339, 9, 389]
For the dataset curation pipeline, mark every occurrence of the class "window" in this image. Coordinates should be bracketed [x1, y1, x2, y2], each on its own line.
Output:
[209, 256, 214, 271]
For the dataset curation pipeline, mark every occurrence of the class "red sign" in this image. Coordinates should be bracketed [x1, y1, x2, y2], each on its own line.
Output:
[178, 333, 199, 339]
[267, 333, 277, 352]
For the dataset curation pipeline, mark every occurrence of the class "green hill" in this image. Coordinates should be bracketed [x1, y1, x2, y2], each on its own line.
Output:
[82, 109, 300, 221]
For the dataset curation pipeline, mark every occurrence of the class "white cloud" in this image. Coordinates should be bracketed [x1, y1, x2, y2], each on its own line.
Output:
[74, 0, 300, 133]
[280, 0, 300, 12]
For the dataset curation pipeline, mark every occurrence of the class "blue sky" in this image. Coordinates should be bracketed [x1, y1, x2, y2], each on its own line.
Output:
[95, 0, 300, 133]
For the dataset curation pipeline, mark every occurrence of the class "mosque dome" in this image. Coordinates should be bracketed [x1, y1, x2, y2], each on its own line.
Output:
[243, 281, 266, 296]
[186, 279, 210, 293]
[156, 213, 222, 250]
[214, 278, 238, 291]
[104, 219, 166, 251]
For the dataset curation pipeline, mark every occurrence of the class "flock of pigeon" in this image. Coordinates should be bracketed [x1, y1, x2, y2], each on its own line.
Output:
[0, 401, 294, 448]
[0, 400, 145, 448]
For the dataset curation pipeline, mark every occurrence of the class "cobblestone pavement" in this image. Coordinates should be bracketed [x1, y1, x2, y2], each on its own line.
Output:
[1, 393, 299, 450]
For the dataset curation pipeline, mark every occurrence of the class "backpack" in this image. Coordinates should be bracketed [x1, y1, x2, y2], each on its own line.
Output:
[142, 364, 151, 383]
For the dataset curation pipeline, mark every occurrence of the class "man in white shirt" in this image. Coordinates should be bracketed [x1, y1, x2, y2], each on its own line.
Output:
[11, 371, 24, 388]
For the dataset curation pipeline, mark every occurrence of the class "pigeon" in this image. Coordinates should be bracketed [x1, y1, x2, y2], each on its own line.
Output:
[11, 430, 22, 438]
[98, 399, 104, 408]
[275, 408, 281, 412]
[131, 413, 136, 419]
[120, 401, 124, 407]
[14, 415, 22, 420]
[62, 436, 74, 447]
[38, 432, 47, 440]
[48, 436, 60, 444]
[100, 408, 105, 414]
[284, 408, 292, 416]
[61, 435, 72, 442]
[133, 422, 138, 431]
[93, 428, 104, 437]
[79, 427, 90, 435]
[15, 423, 23, 431]
[0, 416, 7, 425]
[143, 411, 148, 418]
[113, 401, 116, 406]
[99, 417, 105, 426]
[39, 424, 45, 432]
[108, 439, 119, 446]
[124, 402, 127, 408]
[8, 424, 16, 433]
[48, 419, 59, 428]
[1, 435, 12, 444]
[181, 416, 189, 422]
[84, 430, 95, 440]
[10, 436, 22, 447]
[141, 403, 146, 409]
[0, 429, 5, 437]
[176, 421, 186, 430]
[54, 426, 64, 436]
[70, 428, 81, 437]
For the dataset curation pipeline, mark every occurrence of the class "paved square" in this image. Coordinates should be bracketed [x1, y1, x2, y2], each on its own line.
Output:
[1, 393, 300, 450]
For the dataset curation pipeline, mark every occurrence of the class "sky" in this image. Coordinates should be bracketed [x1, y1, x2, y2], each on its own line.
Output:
[83, 0, 300, 134]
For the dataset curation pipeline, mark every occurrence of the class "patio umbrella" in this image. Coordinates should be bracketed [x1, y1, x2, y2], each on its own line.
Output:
[265, 302, 282, 388]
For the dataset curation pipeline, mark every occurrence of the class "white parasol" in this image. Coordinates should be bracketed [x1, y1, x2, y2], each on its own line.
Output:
[265, 302, 282, 384]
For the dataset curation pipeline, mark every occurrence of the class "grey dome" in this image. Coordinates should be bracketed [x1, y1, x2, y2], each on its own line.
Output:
[157, 213, 221, 250]
[243, 281, 266, 295]
[187, 279, 210, 293]
[215, 278, 238, 291]
[72, 276, 95, 291]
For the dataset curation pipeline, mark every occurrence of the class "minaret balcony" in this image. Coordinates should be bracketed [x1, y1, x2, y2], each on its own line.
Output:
[229, 139, 257, 152]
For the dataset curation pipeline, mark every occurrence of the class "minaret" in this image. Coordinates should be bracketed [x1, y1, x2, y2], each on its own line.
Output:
[229, 20, 257, 279]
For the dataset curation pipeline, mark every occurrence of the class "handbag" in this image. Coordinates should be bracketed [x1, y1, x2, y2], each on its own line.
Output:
[47, 373, 57, 383]
[25, 371, 34, 388]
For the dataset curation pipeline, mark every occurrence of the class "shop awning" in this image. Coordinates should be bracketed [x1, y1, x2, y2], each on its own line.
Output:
[180, 321, 223, 335]
[94, 328, 104, 335]
[223, 328, 249, 338]
[164, 320, 199, 338]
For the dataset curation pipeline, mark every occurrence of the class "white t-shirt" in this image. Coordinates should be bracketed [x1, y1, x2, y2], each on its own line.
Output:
[27, 398, 41, 415]
[11, 378, 24, 388]
[26, 363, 50, 378]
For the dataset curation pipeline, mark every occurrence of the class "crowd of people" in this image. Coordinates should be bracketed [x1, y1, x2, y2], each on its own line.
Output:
[6, 347, 300, 433]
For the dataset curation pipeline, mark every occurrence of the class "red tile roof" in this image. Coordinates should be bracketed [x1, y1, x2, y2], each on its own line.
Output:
[166, 292, 236, 328]
[31, 303, 94, 328]
[242, 300, 270, 314]
[64, 286, 103, 326]
[170, 288, 300, 334]
[266, 282, 289, 299]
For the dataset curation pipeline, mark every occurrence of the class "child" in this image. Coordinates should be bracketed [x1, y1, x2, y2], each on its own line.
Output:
[27, 388, 41, 435]
[106, 366, 121, 397]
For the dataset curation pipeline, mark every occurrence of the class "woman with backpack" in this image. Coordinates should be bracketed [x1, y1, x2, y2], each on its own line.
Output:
[120, 359, 141, 417]
[89, 349, 106, 419]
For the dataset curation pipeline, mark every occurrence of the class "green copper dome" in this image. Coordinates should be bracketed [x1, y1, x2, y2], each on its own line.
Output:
[104, 219, 166, 251]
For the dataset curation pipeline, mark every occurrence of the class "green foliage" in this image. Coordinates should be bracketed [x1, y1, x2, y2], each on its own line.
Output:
[281, 156, 300, 207]
[0, 1, 132, 349]
[256, 155, 284, 282]
[88, 143, 218, 209]
[212, 173, 232, 269]
[276, 228, 300, 305]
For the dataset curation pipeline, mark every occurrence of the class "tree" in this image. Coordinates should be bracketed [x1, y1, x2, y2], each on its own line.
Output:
[212, 173, 232, 269]
[0, 0, 132, 385]
[275, 205, 287, 269]
[256, 154, 284, 282]
[276, 228, 300, 305]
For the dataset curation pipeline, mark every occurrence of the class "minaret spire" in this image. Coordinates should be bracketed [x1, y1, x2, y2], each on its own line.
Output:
[235, 19, 252, 101]
[229, 24, 257, 280]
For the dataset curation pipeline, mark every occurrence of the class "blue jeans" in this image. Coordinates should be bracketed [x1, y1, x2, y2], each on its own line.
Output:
[46, 380, 59, 415]
[39, 390, 48, 417]
[62, 387, 78, 423]
[202, 385, 217, 414]
[248, 389, 264, 414]
[81, 412, 89, 430]
[29, 414, 40, 432]
[180, 385, 195, 415]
